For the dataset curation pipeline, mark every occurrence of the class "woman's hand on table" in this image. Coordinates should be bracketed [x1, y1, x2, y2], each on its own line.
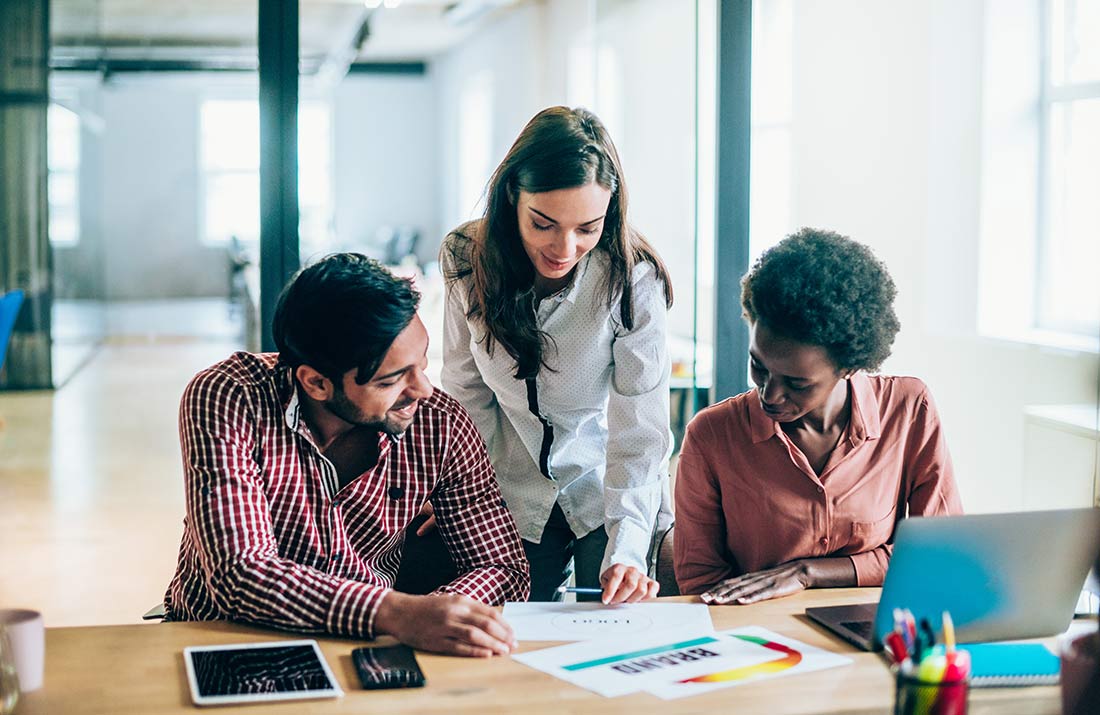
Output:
[700, 561, 812, 605]
[701, 556, 858, 604]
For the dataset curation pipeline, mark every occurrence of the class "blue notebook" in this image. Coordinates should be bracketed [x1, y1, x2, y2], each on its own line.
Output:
[960, 643, 1061, 687]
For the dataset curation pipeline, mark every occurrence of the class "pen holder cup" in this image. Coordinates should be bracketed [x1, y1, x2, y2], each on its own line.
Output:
[894, 672, 969, 715]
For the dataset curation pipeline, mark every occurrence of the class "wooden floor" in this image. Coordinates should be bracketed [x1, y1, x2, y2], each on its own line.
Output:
[0, 338, 240, 627]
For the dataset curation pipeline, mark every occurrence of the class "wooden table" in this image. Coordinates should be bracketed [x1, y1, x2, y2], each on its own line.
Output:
[17, 590, 1060, 714]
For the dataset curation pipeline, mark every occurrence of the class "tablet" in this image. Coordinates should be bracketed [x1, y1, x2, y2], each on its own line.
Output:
[183, 639, 344, 707]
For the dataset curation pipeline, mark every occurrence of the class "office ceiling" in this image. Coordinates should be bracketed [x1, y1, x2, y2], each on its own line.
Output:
[50, 0, 521, 71]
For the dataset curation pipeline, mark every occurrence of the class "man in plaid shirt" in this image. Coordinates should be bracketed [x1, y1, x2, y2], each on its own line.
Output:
[164, 254, 529, 657]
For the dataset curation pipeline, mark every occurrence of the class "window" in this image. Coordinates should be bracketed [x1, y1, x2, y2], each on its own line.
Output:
[748, 0, 793, 260]
[456, 71, 493, 224]
[199, 99, 332, 249]
[298, 102, 334, 257]
[48, 104, 80, 246]
[200, 100, 260, 244]
[979, 0, 1098, 349]
[1038, 0, 1100, 337]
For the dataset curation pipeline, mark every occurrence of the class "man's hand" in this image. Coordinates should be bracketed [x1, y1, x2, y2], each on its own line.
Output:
[700, 561, 811, 605]
[373, 591, 517, 657]
[599, 564, 660, 604]
[414, 502, 436, 537]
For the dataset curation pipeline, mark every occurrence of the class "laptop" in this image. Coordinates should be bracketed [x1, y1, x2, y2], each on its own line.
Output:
[805, 508, 1100, 651]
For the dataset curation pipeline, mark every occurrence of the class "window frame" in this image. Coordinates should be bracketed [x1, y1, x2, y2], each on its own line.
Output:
[1035, 0, 1100, 338]
[47, 102, 81, 247]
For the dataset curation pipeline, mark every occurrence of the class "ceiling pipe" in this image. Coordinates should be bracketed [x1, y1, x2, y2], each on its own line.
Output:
[313, 8, 373, 92]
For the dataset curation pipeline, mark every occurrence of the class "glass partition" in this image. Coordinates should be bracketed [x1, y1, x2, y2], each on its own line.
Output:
[49, 0, 257, 374]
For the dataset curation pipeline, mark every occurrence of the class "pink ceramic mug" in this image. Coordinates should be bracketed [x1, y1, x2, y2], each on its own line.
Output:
[0, 610, 43, 693]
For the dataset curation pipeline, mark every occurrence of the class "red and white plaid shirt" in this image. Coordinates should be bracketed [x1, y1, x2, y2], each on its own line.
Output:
[165, 352, 529, 638]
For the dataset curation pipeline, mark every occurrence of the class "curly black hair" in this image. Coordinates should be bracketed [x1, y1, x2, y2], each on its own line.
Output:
[740, 228, 900, 373]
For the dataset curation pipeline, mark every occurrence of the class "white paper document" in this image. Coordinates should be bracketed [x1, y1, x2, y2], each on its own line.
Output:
[511, 625, 852, 700]
[502, 601, 714, 642]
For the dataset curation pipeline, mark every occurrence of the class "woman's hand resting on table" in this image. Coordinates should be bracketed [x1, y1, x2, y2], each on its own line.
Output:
[701, 557, 857, 605]
[701, 561, 812, 605]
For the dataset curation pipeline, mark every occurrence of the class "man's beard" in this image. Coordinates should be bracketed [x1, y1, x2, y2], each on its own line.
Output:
[326, 388, 413, 436]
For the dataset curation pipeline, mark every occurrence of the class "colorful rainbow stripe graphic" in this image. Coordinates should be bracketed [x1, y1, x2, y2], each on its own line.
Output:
[562, 637, 720, 672]
[677, 635, 802, 683]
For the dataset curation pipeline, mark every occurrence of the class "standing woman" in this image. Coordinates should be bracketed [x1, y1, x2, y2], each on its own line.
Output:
[441, 106, 673, 604]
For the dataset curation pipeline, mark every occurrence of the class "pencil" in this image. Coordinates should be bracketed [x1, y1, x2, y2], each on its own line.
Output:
[942, 611, 956, 653]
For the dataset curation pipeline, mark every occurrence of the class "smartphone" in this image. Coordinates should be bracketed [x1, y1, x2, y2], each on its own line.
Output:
[351, 645, 426, 690]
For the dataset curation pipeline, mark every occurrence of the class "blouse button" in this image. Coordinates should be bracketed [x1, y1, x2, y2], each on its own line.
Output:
[820, 537, 829, 546]
[388, 486, 404, 500]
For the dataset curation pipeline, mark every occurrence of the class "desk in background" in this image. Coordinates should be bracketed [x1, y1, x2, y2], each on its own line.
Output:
[19, 590, 1060, 715]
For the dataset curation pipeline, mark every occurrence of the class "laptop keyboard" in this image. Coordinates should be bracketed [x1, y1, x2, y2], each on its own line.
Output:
[841, 620, 874, 639]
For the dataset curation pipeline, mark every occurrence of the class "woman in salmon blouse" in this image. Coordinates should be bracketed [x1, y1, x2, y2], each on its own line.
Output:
[673, 228, 963, 604]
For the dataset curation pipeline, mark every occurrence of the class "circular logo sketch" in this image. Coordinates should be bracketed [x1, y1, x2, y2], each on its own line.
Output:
[549, 612, 655, 635]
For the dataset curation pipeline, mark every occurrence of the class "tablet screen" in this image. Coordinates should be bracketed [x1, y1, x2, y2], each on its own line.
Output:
[184, 640, 343, 706]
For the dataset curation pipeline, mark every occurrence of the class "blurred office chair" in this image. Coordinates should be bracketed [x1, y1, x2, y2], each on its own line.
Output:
[0, 289, 25, 430]
[377, 226, 421, 267]
[0, 289, 24, 373]
[227, 235, 252, 317]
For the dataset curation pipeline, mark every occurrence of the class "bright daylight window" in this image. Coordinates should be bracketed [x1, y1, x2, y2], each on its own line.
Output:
[748, 0, 792, 261]
[200, 99, 332, 248]
[456, 72, 492, 224]
[298, 102, 333, 256]
[48, 104, 81, 246]
[1038, 0, 1100, 337]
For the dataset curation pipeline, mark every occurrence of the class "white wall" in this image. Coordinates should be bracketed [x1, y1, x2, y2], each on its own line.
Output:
[331, 73, 439, 265]
[784, 0, 1099, 513]
[433, 2, 565, 238]
[52, 74, 234, 300]
[591, 0, 698, 336]
[99, 78, 226, 300]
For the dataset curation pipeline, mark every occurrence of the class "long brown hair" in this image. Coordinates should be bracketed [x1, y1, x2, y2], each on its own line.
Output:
[444, 106, 673, 379]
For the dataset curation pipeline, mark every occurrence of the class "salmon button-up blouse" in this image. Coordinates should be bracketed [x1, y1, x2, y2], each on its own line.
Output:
[673, 372, 963, 595]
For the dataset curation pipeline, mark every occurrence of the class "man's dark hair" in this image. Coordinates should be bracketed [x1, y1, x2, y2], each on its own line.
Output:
[273, 253, 420, 384]
[740, 228, 900, 373]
